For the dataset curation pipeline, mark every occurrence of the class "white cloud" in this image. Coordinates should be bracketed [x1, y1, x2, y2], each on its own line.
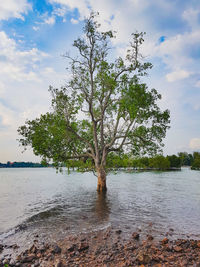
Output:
[0, 32, 49, 82]
[195, 80, 200, 88]
[0, 0, 31, 20]
[0, 31, 67, 162]
[33, 26, 40, 31]
[49, 0, 90, 19]
[44, 16, 56, 25]
[182, 8, 200, 30]
[0, 81, 5, 96]
[189, 138, 200, 150]
[0, 103, 16, 127]
[53, 6, 68, 17]
[70, 18, 79, 24]
[166, 70, 191, 82]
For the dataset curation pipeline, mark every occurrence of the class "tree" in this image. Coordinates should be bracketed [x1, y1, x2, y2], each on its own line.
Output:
[149, 155, 170, 170]
[167, 154, 181, 168]
[191, 152, 200, 170]
[18, 13, 170, 192]
[178, 152, 193, 166]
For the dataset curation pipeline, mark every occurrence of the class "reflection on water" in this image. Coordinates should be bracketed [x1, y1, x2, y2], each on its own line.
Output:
[0, 167, 200, 249]
[94, 192, 110, 221]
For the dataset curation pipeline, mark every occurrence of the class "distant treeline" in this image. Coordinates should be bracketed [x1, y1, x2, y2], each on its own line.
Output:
[0, 161, 48, 168]
[65, 151, 200, 171]
[1, 151, 200, 170]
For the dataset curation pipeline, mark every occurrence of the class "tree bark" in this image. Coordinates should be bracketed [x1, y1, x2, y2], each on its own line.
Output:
[96, 166, 107, 192]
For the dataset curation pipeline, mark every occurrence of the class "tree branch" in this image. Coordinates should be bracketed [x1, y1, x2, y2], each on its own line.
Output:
[66, 124, 95, 159]
[64, 153, 92, 160]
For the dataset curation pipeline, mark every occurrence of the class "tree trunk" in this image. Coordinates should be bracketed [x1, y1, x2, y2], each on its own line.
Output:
[96, 166, 107, 192]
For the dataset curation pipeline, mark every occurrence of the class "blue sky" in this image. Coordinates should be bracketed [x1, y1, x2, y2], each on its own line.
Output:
[0, 0, 200, 162]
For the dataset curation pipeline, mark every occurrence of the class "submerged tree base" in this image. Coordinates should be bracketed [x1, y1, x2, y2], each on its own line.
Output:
[97, 167, 107, 192]
[97, 184, 107, 192]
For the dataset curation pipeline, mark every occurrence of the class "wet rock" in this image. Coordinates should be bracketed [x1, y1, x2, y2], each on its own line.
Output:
[147, 235, 154, 241]
[36, 252, 42, 258]
[180, 259, 188, 266]
[55, 259, 63, 267]
[4, 228, 200, 267]
[32, 259, 40, 267]
[9, 258, 16, 266]
[163, 243, 172, 251]
[158, 254, 165, 262]
[132, 232, 140, 240]
[136, 251, 151, 264]
[29, 244, 38, 254]
[78, 242, 89, 252]
[189, 240, 197, 249]
[66, 244, 76, 252]
[2, 258, 9, 265]
[16, 255, 22, 261]
[168, 255, 175, 261]
[174, 246, 183, 252]
[0, 244, 3, 253]
[51, 244, 62, 254]
[151, 254, 160, 262]
[22, 254, 36, 263]
[94, 247, 102, 255]
[116, 229, 122, 235]
[162, 237, 169, 245]
[8, 243, 19, 249]
[47, 252, 54, 260]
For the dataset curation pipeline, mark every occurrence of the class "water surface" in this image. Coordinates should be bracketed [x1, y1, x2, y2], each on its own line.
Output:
[0, 167, 200, 249]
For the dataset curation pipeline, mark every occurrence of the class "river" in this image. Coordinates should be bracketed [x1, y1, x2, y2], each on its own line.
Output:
[0, 167, 200, 250]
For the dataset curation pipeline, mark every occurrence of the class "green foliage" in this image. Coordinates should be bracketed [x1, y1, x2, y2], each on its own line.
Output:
[18, 13, 170, 174]
[149, 155, 170, 170]
[178, 152, 193, 166]
[106, 153, 133, 168]
[167, 154, 181, 168]
[191, 152, 200, 170]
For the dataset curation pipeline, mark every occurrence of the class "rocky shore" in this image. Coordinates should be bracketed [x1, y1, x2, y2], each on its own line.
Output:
[1, 227, 200, 266]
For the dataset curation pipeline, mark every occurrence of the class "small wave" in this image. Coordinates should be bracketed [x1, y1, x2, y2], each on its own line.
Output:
[26, 206, 63, 222]
[0, 222, 27, 241]
[0, 205, 67, 242]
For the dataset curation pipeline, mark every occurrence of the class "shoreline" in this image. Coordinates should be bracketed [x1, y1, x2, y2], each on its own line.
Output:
[1, 227, 200, 266]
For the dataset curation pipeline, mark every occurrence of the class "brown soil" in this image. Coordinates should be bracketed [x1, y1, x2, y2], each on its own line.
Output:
[1, 227, 200, 266]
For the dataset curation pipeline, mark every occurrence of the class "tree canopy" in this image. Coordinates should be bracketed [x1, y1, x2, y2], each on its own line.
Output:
[191, 152, 200, 170]
[18, 13, 170, 191]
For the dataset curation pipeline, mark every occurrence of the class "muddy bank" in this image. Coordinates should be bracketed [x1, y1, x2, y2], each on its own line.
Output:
[1, 227, 200, 266]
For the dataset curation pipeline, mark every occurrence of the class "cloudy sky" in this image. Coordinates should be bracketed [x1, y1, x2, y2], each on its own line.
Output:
[0, 0, 200, 162]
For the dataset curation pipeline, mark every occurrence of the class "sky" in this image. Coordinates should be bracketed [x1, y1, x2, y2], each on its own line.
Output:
[0, 0, 200, 162]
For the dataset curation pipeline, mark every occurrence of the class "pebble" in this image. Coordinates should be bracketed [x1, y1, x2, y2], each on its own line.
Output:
[2, 228, 200, 267]
[162, 237, 169, 244]
[51, 244, 62, 254]
[116, 229, 122, 234]
[132, 232, 140, 240]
